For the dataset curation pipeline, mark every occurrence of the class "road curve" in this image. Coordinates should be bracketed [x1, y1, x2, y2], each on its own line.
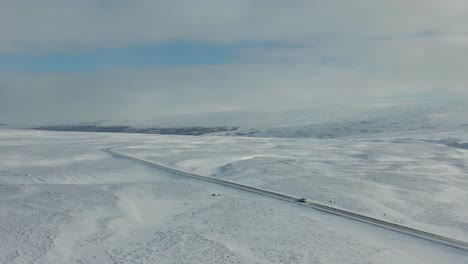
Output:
[103, 147, 468, 252]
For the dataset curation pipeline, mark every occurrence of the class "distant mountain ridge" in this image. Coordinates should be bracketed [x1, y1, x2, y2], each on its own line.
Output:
[31, 101, 468, 138]
[33, 125, 238, 136]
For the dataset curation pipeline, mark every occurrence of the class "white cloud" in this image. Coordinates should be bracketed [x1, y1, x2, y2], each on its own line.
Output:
[1, 61, 466, 125]
[1, 0, 467, 53]
[1, 1, 468, 124]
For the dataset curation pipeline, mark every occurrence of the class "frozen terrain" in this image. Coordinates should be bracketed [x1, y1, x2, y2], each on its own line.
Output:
[118, 130, 468, 242]
[29, 101, 468, 139]
[18, 101, 468, 139]
[1, 129, 468, 263]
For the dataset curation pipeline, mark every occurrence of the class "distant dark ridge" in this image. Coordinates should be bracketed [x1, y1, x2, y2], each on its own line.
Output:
[33, 125, 239, 136]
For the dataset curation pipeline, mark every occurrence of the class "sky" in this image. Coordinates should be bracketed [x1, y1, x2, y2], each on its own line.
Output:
[1, 0, 468, 125]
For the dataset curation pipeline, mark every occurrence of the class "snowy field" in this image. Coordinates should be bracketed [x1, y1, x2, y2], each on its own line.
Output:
[119, 130, 468, 241]
[1, 129, 468, 263]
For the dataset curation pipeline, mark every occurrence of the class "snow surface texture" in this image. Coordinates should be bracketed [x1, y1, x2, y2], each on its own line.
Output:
[1, 130, 468, 263]
[118, 130, 468, 242]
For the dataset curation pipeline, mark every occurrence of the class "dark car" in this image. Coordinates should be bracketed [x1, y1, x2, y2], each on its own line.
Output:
[298, 198, 306, 203]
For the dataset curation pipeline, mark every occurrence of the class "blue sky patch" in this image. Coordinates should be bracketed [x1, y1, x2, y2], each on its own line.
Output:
[0, 42, 245, 73]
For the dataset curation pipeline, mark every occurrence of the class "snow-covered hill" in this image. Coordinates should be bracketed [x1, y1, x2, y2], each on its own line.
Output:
[37, 100, 468, 138]
[216, 101, 468, 138]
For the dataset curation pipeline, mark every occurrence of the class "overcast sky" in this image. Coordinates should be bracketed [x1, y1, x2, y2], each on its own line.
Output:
[1, 0, 468, 125]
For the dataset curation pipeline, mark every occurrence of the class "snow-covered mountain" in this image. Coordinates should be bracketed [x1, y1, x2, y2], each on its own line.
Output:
[98, 101, 468, 137]
[225, 101, 468, 138]
[28, 100, 468, 138]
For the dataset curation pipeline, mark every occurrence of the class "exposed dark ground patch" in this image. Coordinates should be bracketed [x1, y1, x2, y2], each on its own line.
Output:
[33, 125, 239, 136]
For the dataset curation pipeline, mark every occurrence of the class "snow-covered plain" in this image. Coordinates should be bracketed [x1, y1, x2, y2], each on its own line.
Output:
[119, 130, 468, 241]
[1, 129, 468, 263]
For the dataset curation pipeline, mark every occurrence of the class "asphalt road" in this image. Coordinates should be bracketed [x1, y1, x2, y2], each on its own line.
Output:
[103, 147, 468, 252]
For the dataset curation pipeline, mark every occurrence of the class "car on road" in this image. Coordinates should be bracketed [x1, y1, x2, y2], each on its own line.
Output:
[298, 198, 306, 203]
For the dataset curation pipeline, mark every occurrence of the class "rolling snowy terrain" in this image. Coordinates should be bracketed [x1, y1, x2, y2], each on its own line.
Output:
[1, 129, 468, 263]
[116, 129, 468, 242]
[28, 101, 468, 139]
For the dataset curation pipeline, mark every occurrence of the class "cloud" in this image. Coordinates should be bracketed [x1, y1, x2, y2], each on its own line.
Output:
[1, 0, 467, 53]
[1, 61, 466, 125]
[1, 1, 468, 125]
